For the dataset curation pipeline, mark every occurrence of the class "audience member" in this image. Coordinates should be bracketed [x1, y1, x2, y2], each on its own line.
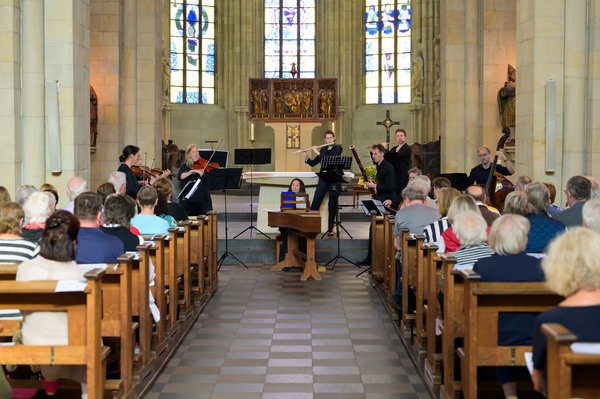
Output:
[553, 175, 591, 227]
[153, 177, 188, 221]
[97, 182, 116, 204]
[108, 171, 127, 195]
[531, 228, 600, 396]
[465, 185, 499, 226]
[408, 167, 422, 181]
[16, 210, 88, 396]
[431, 176, 451, 200]
[451, 210, 492, 269]
[0, 202, 39, 263]
[74, 192, 124, 264]
[473, 215, 544, 399]
[131, 186, 170, 235]
[414, 175, 437, 208]
[441, 195, 479, 253]
[582, 197, 600, 232]
[0, 186, 11, 203]
[586, 176, 599, 198]
[15, 184, 37, 206]
[515, 175, 532, 192]
[424, 187, 460, 254]
[40, 183, 59, 205]
[524, 182, 566, 253]
[543, 182, 563, 216]
[502, 191, 528, 216]
[22, 191, 56, 244]
[64, 176, 88, 213]
[102, 194, 142, 251]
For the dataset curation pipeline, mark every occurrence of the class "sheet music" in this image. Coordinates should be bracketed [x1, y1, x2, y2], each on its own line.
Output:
[55, 279, 88, 292]
[571, 343, 600, 354]
[524, 352, 533, 375]
[77, 263, 108, 272]
[184, 178, 202, 200]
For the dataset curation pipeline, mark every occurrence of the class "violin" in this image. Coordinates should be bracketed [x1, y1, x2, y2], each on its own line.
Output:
[131, 165, 171, 180]
[192, 158, 221, 173]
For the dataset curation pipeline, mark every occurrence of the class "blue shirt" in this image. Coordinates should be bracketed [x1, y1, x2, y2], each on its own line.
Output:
[131, 214, 170, 236]
[76, 227, 124, 264]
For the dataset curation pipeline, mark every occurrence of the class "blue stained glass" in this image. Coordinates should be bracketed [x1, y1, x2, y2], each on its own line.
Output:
[202, 89, 214, 104]
[282, 8, 297, 25]
[265, 71, 280, 78]
[282, 24, 297, 40]
[200, 7, 210, 36]
[365, 54, 378, 71]
[381, 5, 395, 35]
[265, 24, 280, 40]
[174, 89, 184, 103]
[265, 7, 280, 24]
[201, 39, 214, 55]
[187, 91, 200, 104]
[265, 0, 279, 7]
[203, 54, 215, 73]
[365, 39, 379, 55]
[174, 5, 185, 35]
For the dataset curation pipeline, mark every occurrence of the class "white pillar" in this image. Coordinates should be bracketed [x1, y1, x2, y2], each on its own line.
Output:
[22, 0, 46, 187]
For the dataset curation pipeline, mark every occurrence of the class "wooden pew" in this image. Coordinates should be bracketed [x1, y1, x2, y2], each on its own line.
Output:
[423, 244, 443, 386]
[131, 243, 153, 370]
[205, 211, 218, 294]
[382, 213, 394, 295]
[174, 222, 193, 320]
[0, 269, 108, 399]
[400, 229, 424, 339]
[188, 217, 207, 305]
[543, 323, 600, 399]
[440, 255, 463, 399]
[458, 270, 563, 399]
[370, 212, 385, 283]
[413, 237, 431, 359]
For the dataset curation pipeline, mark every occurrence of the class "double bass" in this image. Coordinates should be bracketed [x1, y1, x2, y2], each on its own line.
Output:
[485, 128, 514, 212]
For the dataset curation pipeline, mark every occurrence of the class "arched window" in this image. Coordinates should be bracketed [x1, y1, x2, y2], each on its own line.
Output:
[365, 0, 411, 104]
[170, 0, 215, 104]
[264, 0, 316, 78]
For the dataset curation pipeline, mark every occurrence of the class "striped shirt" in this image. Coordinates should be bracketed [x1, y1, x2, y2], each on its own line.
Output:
[453, 244, 492, 271]
[423, 217, 450, 254]
[0, 239, 39, 264]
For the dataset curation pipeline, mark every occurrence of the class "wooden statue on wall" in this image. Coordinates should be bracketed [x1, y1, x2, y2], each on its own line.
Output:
[90, 85, 98, 154]
[498, 64, 516, 129]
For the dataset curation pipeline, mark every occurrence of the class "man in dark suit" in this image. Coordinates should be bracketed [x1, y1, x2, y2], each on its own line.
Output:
[366, 143, 398, 208]
[553, 175, 592, 227]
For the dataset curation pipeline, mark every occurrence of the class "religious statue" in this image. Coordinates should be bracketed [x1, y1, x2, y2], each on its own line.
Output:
[301, 87, 312, 116]
[161, 50, 170, 104]
[90, 85, 98, 152]
[498, 64, 516, 129]
[411, 51, 424, 100]
[252, 89, 261, 117]
[260, 89, 269, 117]
[326, 90, 335, 116]
[273, 89, 283, 116]
[318, 89, 328, 115]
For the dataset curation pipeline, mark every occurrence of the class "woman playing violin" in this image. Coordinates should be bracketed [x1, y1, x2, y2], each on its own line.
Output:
[118, 145, 169, 199]
[177, 144, 213, 216]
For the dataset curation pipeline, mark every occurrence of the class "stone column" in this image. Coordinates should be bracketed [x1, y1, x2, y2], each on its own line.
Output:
[0, 0, 22, 194]
[464, 0, 480, 165]
[234, 106, 249, 149]
[22, 0, 46, 187]
[121, 0, 137, 148]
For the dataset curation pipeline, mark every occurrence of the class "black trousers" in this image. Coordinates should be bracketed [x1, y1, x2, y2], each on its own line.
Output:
[310, 179, 341, 231]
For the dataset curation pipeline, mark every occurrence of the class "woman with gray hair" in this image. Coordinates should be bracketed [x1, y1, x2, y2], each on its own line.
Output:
[502, 191, 528, 216]
[451, 210, 492, 269]
[22, 191, 56, 243]
[524, 182, 566, 253]
[473, 215, 544, 398]
[531, 228, 600, 396]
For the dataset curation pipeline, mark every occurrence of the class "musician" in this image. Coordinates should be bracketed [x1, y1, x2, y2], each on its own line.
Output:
[177, 144, 213, 216]
[279, 178, 307, 261]
[303, 130, 343, 236]
[118, 145, 168, 199]
[383, 128, 412, 198]
[468, 146, 514, 185]
[365, 144, 398, 208]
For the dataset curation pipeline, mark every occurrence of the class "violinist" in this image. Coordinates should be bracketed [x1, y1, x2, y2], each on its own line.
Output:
[468, 146, 514, 186]
[303, 130, 342, 236]
[177, 144, 213, 216]
[118, 145, 169, 199]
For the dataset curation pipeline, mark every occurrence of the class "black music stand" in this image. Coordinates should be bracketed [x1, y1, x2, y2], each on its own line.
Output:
[210, 167, 247, 269]
[317, 156, 353, 239]
[323, 204, 360, 270]
[233, 148, 271, 239]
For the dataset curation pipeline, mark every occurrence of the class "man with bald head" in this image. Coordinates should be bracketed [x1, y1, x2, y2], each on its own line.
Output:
[465, 184, 499, 226]
[63, 176, 88, 213]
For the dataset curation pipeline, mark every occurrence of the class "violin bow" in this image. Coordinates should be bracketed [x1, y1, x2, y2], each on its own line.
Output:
[198, 138, 223, 175]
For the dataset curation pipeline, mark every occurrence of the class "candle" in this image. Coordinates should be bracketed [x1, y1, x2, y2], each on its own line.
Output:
[331, 122, 335, 133]
[250, 123, 255, 141]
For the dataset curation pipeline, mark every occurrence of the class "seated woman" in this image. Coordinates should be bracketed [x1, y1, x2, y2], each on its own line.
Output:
[531, 228, 600, 396]
[279, 178, 307, 262]
[153, 177, 188, 221]
[502, 191, 528, 216]
[22, 191, 56, 244]
[101, 193, 143, 251]
[131, 186, 170, 236]
[0, 202, 39, 263]
[423, 187, 460, 254]
[441, 195, 480, 253]
[16, 210, 88, 397]
[473, 215, 544, 399]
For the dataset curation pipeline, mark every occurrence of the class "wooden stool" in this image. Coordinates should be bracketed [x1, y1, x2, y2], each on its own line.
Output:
[352, 185, 370, 208]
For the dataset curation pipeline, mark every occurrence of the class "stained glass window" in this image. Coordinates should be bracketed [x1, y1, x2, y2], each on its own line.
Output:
[365, 0, 411, 104]
[264, 0, 316, 78]
[170, 0, 215, 104]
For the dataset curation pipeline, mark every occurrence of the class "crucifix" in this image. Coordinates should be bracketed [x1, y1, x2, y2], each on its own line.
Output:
[376, 110, 400, 143]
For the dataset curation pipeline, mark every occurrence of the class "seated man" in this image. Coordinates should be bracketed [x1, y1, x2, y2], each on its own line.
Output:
[524, 182, 566, 253]
[74, 192, 124, 264]
[553, 175, 592, 227]
[465, 184, 499, 226]
[131, 186, 170, 236]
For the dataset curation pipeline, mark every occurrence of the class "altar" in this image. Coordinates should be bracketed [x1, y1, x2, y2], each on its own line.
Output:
[242, 171, 354, 234]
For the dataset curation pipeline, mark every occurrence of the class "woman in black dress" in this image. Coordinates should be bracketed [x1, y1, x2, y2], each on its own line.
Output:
[177, 144, 213, 216]
[118, 145, 169, 199]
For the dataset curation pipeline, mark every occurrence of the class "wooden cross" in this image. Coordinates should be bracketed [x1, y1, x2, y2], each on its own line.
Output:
[376, 110, 400, 144]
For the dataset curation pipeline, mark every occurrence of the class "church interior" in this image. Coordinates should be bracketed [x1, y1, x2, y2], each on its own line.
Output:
[1, 0, 600, 398]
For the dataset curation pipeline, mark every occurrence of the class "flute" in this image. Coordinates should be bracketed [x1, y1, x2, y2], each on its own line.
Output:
[293, 142, 336, 154]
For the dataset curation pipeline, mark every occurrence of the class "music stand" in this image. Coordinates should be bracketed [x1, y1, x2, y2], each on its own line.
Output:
[209, 167, 247, 269]
[233, 148, 271, 239]
[317, 156, 353, 239]
[323, 204, 360, 270]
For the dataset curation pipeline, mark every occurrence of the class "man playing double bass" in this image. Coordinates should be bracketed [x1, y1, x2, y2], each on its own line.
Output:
[468, 146, 514, 186]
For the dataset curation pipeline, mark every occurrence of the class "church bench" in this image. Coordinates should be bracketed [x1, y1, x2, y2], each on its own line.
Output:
[382, 214, 398, 316]
[173, 222, 194, 320]
[400, 228, 423, 339]
[0, 269, 108, 399]
[440, 255, 463, 399]
[188, 217, 208, 305]
[423, 244, 443, 386]
[543, 323, 600, 399]
[413, 238, 432, 359]
[130, 243, 153, 370]
[370, 212, 386, 283]
[458, 270, 563, 399]
[205, 211, 219, 294]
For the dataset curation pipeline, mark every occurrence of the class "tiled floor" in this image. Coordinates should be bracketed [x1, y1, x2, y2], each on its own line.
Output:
[145, 265, 431, 399]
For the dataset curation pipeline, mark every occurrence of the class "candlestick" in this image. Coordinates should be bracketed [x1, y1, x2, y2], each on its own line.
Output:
[331, 122, 335, 134]
[250, 122, 255, 142]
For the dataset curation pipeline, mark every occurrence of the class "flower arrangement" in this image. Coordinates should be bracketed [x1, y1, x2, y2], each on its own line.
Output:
[358, 165, 378, 186]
